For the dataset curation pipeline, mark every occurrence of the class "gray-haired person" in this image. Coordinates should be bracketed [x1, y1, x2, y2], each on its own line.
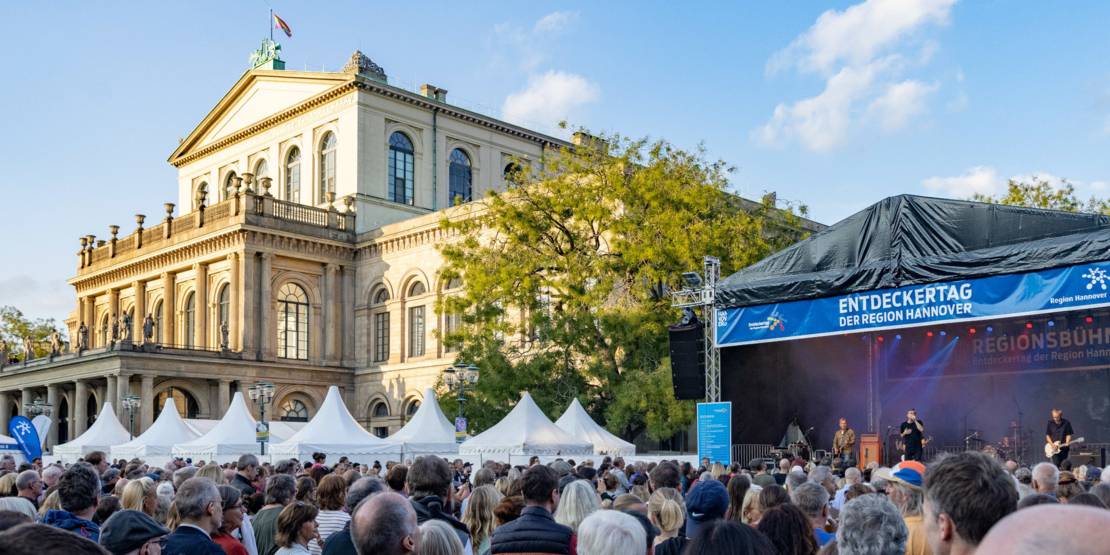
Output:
[162, 477, 225, 555]
[837, 494, 909, 555]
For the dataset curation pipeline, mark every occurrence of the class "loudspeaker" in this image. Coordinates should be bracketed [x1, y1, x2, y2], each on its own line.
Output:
[859, 434, 881, 469]
[669, 322, 705, 400]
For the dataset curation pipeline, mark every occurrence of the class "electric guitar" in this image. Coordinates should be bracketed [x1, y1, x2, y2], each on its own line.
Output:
[1045, 436, 1084, 458]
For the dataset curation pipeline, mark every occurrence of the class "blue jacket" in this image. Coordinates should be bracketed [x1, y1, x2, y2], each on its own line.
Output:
[490, 506, 572, 555]
[42, 509, 100, 542]
[162, 525, 227, 555]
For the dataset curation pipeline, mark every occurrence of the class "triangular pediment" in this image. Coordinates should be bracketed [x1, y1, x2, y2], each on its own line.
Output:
[169, 69, 352, 165]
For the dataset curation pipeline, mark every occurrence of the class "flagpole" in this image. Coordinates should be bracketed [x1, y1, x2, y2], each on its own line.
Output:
[269, 8, 273, 41]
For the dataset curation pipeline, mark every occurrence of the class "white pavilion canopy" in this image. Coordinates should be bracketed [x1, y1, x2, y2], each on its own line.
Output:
[112, 398, 202, 465]
[460, 392, 593, 459]
[384, 388, 458, 457]
[54, 403, 132, 462]
[173, 393, 269, 464]
[270, 386, 396, 462]
[554, 398, 636, 456]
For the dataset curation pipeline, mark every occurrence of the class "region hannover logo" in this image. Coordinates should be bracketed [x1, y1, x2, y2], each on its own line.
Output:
[1083, 267, 1109, 291]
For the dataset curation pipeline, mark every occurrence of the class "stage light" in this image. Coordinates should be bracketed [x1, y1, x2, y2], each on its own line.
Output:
[926, 331, 933, 337]
[877, 335, 884, 342]
[895, 334, 902, 340]
[939, 330, 947, 337]
[1026, 322, 1033, 329]
[969, 327, 976, 334]
[987, 326, 994, 333]
[1048, 320, 1055, 327]
[1086, 316, 1094, 324]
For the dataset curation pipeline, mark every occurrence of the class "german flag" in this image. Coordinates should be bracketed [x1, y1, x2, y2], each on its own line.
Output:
[273, 12, 292, 38]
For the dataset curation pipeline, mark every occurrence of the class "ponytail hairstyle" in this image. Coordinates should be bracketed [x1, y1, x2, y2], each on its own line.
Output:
[647, 487, 686, 534]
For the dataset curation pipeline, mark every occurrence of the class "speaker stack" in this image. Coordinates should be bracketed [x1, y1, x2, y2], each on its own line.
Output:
[669, 322, 705, 400]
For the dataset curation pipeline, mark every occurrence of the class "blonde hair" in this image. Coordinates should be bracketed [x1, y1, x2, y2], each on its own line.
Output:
[494, 477, 513, 498]
[630, 485, 651, 503]
[710, 462, 727, 480]
[419, 519, 465, 555]
[554, 480, 600, 533]
[38, 490, 60, 518]
[0, 473, 17, 496]
[196, 463, 226, 484]
[462, 485, 502, 548]
[647, 488, 685, 534]
[121, 477, 158, 514]
[741, 485, 763, 524]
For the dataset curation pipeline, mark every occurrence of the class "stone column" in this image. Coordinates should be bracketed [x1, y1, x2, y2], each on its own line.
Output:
[19, 388, 32, 416]
[116, 374, 130, 421]
[106, 375, 117, 415]
[0, 392, 9, 435]
[133, 280, 146, 341]
[84, 295, 97, 347]
[74, 381, 89, 435]
[323, 263, 337, 363]
[140, 375, 154, 429]
[161, 273, 175, 344]
[194, 263, 208, 349]
[46, 384, 59, 449]
[240, 252, 256, 356]
[259, 252, 273, 360]
[228, 253, 240, 351]
[108, 289, 120, 339]
[342, 265, 355, 364]
[217, 379, 231, 418]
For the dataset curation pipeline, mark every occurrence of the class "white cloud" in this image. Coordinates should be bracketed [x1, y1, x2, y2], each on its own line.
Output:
[756, 0, 956, 151]
[869, 80, 938, 131]
[922, 166, 1003, 197]
[534, 11, 578, 34]
[502, 71, 600, 132]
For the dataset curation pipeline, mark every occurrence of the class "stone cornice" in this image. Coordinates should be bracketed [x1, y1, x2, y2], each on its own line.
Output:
[70, 229, 247, 293]
[245, 228, 356, 263]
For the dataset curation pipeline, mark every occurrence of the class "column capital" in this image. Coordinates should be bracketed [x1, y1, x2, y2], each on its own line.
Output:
[259, 251, 273, 261]
[325, 263, 339, 272]
[227, 252, 238, 262]
[160, 271, 173, 280]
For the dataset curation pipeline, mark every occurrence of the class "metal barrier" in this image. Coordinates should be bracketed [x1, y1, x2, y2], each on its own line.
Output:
[732, 444, 775, 464]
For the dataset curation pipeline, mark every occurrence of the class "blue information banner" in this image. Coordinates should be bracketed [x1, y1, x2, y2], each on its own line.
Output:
[697, 402, 732, 465]
[717, 260, 1110, 347]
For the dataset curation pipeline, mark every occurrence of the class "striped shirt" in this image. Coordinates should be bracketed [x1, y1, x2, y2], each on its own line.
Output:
[309, 510, 351, 555]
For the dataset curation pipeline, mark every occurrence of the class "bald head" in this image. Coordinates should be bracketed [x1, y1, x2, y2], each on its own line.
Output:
[979, 505, 1110, 555]
[1032, 463, 1059, 494]
[351, 491, 417, 555]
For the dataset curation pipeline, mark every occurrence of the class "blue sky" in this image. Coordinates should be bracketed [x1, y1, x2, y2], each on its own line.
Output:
[2, 1, 1110, 324]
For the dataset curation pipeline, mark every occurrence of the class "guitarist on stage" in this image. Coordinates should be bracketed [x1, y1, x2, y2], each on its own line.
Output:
[1046, 408, 1075, 467]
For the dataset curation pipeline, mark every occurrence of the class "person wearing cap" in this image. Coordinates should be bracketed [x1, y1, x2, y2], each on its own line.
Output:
[100, 509, 169, 555]
[684, 478, 728, 540]
[885, 461, 931, 555]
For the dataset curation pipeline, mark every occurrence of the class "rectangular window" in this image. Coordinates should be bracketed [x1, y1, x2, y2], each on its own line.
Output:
[444, 312, 461, 353]
[408, 305, 425, 357]
[373, 311, 390, 362]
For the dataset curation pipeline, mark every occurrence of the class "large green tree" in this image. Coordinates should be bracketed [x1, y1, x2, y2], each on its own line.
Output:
[972, 177, 1110, 214]
[436, 131, 807, 441]
[0, 306, 62, 360]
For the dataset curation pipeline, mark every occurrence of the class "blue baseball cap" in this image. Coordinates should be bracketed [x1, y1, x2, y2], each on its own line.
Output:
[685, 479, 728, 539]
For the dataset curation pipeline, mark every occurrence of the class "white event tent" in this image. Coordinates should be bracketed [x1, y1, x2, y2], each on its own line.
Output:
[384, 388, 458, 457]
[54, 403, 132, 462]
[173, 393, 274, 464]
[112, 398, 202, 466]
[555, 398, 636, 456]
[270, 386, 397, 462]
[460, 392, 593, 462]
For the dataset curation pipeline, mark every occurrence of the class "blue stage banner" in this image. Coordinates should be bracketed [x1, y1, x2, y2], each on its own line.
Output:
[697, 402, 732, 465]
[8, 416, 41, 462]
[717, 260, 1110, 347]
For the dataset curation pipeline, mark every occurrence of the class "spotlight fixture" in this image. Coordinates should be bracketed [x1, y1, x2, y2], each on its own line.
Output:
[877, 335, 884, 342]
[1086, 316, 1094, 324]
[895, 334, 902, 340]
[968, 327, 976, 334]
[1048, 320, 1055, 327]
[926, 331, 934, 337]
[939, 330, 947, 337]
[1026, 322, 1033, 329]
[987, 326, 994, 333]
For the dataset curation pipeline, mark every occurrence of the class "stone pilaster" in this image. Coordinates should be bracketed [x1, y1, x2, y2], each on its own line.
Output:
[259, 252, 273, 360]
[228, 253, 240, 351]
[0, 392, 9, 435]
[324, 263, 337, 363]
[161, 272, 175, 344]
[194, 263, 208, 349]
[106, 375, 117, 416]
[133, 280, 146, 341]
[140, 375, 154, 429]
[46, 384, 58, 449]
[19, 388, 32, 416]
[74, 381, 89, 435]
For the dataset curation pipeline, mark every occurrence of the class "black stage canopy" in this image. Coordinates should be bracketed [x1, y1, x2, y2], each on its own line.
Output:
[719, 194, 1110, 309]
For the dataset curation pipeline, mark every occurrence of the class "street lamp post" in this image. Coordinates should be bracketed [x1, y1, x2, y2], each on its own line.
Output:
[122, 394, 141, 440]
[248, 382, 275, 456]
[443, 363, 479, 436]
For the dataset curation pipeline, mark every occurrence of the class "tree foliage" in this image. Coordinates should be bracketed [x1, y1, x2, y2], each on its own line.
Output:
[436, 131, 807, 440]
[0, 305, 62, 360]
[972, 177, 1110, 214]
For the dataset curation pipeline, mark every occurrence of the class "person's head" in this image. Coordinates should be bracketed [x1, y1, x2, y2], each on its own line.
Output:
[0, 455, 14, 473]
[493, 495, 525, 526]
[235, 454, 259, 480]
[315, 473, 348, 511]
[647, 487, 685, 535]
[1067, 492, 1108, 509]
[575, 508, 647, 555]
[790, 481, 830, 526]
[351, 491, 418, 555]
[785, 470, 807, 492]
[1090, 483, 1110, 508]
[1032, 462, 1059, 494]
[553, 479, 600, 533]
[417, 520, 463, 555]
[175, 477, 222, 533]
[1051, 408, 1063, 423]
[461, 485, 502, 547]
[86, 451, 109, 475]
[758, 484, 790, 512]
[58, 462, 101, 517]
[682, 519, 774, 555]
[312, 452, 326, 464]
[0, 510, 31, 532]
[216, 484, 244, 534]
[42, 465, 64, 488]
[171, 466, 197, 490]
[275, 501, 318, 548]
[979, 504, 1110, 554]
[844, 467, 862, 486]
[472, 467, 496, 488]
[273, 459, 298, 476]
[725, 473, 751, 522]
[407, 456, 452, 500]
[265, 473, 297, 505]
[649, 461, 681, 491]
[93, 496, 121, 526]
[0, 523, 112, 555]
[99, 509, 169, 555]
[757, 503, 818, 555]
[922, 451, 1017, 555]
[685, 478, 729, 539]
[886, 461, 925, 517]
[837, 494, 908, 555]
[749, 458, 766, 474]
[294, 476, 316, 504]
[15, 469, 41, 498]
[839, 418, 848, 431]
[906, 409, 917, 421]
[346, 477, 386, 511]
[120, 477, 158, 517]
[778, 458, 791, 473]
[386, 464, 408, 494]
[741, 486, 763, 525]
[1057, 471, 1084, 501]
[1017, 493, 1059, 509]
[521, 464, 560, 511]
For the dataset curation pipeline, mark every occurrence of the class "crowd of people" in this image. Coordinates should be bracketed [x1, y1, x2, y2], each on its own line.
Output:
[0, 449, 1108, 554]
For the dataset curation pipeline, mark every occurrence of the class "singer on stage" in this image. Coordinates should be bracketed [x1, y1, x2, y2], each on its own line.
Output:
[901, 408, 925, 461]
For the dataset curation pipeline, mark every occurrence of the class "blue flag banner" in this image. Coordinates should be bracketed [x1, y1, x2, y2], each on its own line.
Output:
[697, 402, 731, 465]
[717, 260, 1110, 347]
[8, 416, 41, 461]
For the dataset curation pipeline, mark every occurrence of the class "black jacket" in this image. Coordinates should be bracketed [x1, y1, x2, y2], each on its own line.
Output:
[490, 506, 572, 555]
[229, 473, 257, 497]
[412, 495, 471, 548]
[320, 522, 356, 555]
[162, 525, 226, 555]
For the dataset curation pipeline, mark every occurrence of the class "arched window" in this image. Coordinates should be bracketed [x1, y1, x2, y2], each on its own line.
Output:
[446, 276, 463, 290]
[254, 159, 269, 180]
[277, 283, 309, 360]
[217, 284, 230, 342]
[126, 307, 135, 341]
[57, 397, 69, 444]
[319, 132, 337, 204]
[183, 292, 195, 348]
[405, 400, 420, 421]
[444, 276, 463, 353]
[371, 401, 390, 438]
[154, 388, 200, 419]
[449, 148, 472, 205]
[98, 313, 109, 347]
[153, 300, 164, 343]
[409, 304, 426, 358]
[372, 288, 390, 363]
[285, 147, 301, 203]
[408, 281, 427, 297]
[388, 132, 415, 205]
[504, 162, 523, 186]
[222, 171, 238, 201]
[280, 399, 310, 422]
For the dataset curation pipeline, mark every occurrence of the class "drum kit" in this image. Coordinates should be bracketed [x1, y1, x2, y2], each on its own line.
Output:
[966, 420, 1031, 464]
